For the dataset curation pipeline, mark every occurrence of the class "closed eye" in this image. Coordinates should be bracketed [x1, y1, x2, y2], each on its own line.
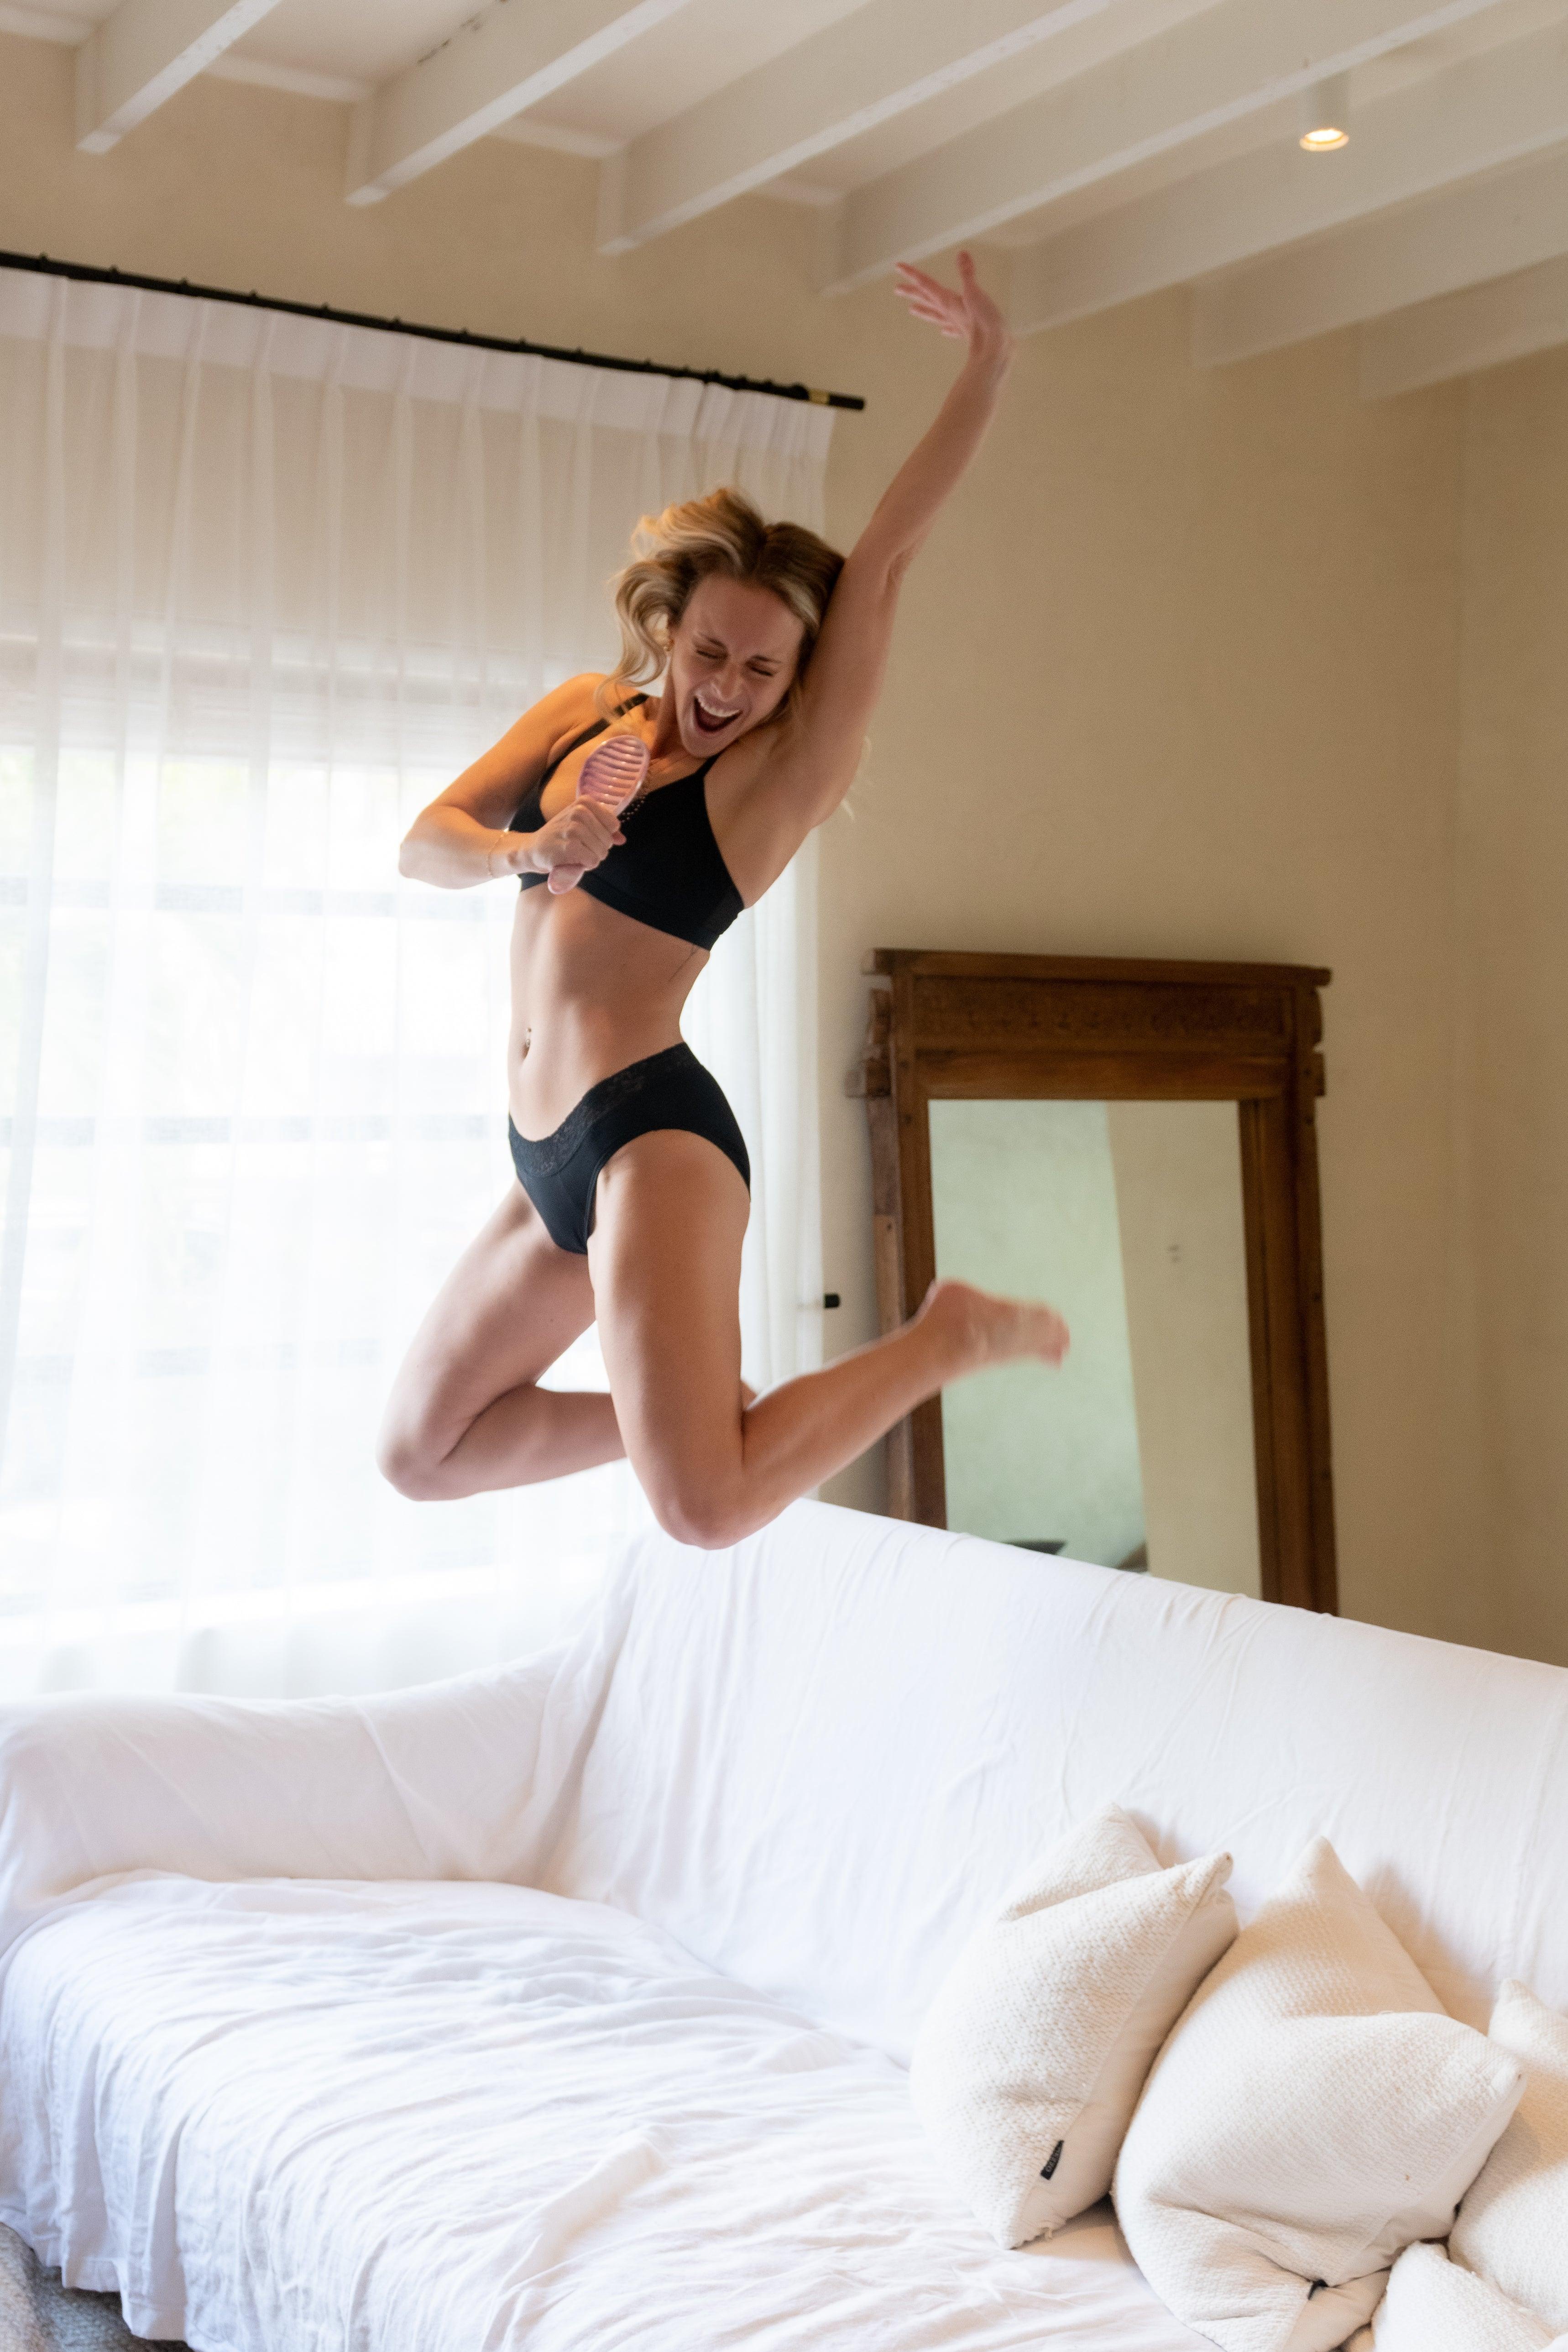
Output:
[696, 639, 778, 678]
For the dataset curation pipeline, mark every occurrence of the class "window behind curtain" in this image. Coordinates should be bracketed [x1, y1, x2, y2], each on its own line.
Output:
[0, 269, 831, 1699]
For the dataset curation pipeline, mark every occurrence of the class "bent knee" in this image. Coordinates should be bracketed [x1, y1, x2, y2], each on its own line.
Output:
[647, 1476, 755, 1553]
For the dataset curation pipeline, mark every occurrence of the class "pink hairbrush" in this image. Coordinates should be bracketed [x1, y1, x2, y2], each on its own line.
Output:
[546, 732, 651, 894]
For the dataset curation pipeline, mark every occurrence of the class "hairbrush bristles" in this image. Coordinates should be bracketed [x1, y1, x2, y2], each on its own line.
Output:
[547, 733, 651, 894]
[578, 733, 650, 808]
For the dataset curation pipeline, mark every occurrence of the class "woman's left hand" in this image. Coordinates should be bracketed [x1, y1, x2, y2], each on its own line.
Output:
[893, 249, 1013, 367]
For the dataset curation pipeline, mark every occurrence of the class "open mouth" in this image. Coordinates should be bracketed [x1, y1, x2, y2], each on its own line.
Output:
[692, 693, 742, 737]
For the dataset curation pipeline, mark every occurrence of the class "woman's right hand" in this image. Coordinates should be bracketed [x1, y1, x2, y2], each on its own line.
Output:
[893, 250, 1013, 374]
[492, 800, 625, 882]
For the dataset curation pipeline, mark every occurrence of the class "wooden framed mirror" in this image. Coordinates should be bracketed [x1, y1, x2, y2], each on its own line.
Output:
[851, 950, 1335, 1612]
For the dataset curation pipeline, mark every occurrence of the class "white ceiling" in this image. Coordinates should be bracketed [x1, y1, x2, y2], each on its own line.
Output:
[6, 0, 1568, 396]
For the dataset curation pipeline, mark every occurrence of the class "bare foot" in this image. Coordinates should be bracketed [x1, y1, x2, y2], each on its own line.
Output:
[914, 1278, 1070, 1378]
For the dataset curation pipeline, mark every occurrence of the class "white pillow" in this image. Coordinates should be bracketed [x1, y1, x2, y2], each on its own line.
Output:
[1451, 1981, 1568, 2334]
[909, 1803, 1236, 2247]
[1113, 1838, 1525, 2352]
[1347, 2242, 1567, 2352]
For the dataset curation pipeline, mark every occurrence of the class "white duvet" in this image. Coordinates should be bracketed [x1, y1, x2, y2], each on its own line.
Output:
[0, 1873, 1206, 2352]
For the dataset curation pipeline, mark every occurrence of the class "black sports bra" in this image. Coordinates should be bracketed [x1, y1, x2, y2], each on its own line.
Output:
[512, 696, 744, 952]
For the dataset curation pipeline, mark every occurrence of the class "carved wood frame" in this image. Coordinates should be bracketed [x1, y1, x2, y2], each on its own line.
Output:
[851, 950, 1337, 1613]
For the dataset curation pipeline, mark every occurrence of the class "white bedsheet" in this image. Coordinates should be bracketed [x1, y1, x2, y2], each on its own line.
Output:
[547, 1508, 1568, 2059]
[0, 1875, 1206, 2352]
[7, 1502, 1563, 2351]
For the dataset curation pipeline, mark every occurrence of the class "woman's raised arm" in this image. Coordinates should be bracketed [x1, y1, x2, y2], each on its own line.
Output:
[766, 252, 1014, 826]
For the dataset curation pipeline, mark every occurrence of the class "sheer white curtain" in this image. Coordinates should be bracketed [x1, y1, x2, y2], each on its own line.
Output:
[0, 264, 832, 1701]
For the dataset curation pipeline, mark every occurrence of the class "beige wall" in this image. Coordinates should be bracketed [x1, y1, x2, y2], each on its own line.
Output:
[813, 297, 1469, 1664]
[6, 31, 1558, 1661]
[1453, 348, 1568, 1666]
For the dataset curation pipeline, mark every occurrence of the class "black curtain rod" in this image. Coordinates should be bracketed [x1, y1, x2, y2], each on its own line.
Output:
[0, 249, 867, 413]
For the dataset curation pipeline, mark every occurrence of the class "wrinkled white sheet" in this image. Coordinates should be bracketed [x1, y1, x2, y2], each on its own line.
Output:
[2, 1500, 1566, 2352]
[0, 1875, 1207, 2352]
[547, 1505, 1568, 2057]
[0, 1639, 609, 1957]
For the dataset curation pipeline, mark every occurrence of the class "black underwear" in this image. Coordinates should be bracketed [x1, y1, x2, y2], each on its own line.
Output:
[507, 1043, 750, 1256]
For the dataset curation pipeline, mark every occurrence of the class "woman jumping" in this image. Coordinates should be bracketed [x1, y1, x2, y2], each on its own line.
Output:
[379, 253, 1068, 1548]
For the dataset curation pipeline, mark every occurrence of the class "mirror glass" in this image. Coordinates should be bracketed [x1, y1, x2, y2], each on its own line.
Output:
[928, 1097, 1261, 1597]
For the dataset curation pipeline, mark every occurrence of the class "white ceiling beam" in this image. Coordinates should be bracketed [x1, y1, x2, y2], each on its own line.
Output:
[0, 7, 89, 39]
[206, 52, 367, 105]
[74, 0, 282, 152]
[345, 0, 695, 207]
[1360, 252, 1568, 397]
[1193, 145, 1568, 368]
[1011, 14, 1568, 339]
[598, 0, 1118, 255]
[827, 0, 1511, 293]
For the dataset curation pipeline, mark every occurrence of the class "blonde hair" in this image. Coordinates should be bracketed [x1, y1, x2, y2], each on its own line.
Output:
[600, 486, 843, 724]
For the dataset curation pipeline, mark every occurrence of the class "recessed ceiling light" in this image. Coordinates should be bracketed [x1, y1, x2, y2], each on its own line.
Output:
[1299, 72, 1351, 152]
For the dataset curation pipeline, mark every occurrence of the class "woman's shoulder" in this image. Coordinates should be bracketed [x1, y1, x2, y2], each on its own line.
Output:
[543, 671, 611, 725]
[527, 672, 610, 763]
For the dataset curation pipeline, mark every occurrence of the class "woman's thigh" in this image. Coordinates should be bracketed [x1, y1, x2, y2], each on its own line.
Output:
[587, 1129, 751, 1545]
[380, 1179, 596, 1469]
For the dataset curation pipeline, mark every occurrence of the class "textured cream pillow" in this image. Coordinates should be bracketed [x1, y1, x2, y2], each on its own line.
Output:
[1451, 1981, 1568, 2334]
[910, 1803, 1236, 2247]
[1347, 2242, 1567, 2352]
[1114, 1839, 1525, 2352]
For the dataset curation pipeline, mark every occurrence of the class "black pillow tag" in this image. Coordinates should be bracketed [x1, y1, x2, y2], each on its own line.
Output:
[1040, 2140, 1064, 2181]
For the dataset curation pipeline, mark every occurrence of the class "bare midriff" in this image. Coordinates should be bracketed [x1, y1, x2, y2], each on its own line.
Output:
[505, 883, 709, 1142]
